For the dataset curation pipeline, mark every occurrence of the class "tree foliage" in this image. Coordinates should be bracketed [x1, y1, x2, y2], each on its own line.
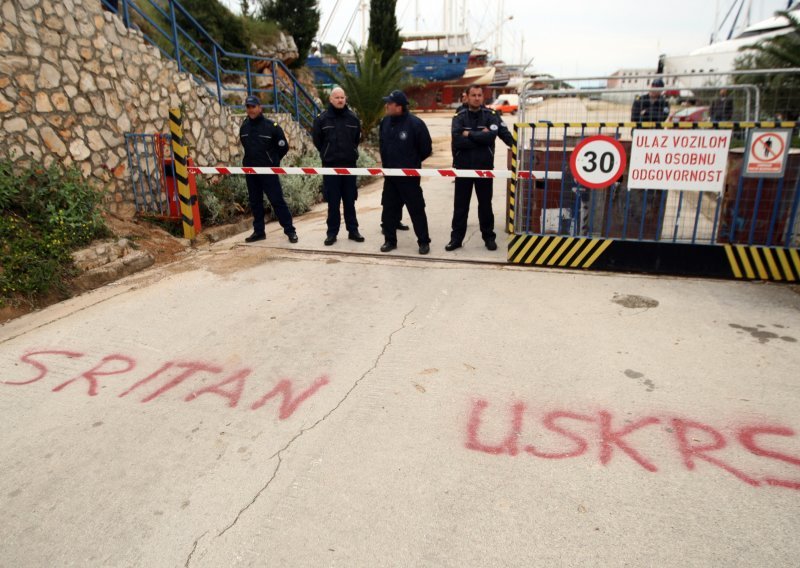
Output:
[368, 0, 403, 67]
[735, 10, 800, 120]
[178, 0, 249, 54]
[326, 42, 407, 137]
[259, 0, 320, 68]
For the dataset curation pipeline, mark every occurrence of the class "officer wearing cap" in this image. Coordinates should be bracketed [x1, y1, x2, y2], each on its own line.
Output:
[629, 80, 669, 240]
[631, 78, 670, 123]
[378, 90, 433, 255]
[446, 84, 514, 252]
[312, 87, 365, 246]
[239, 95, 298, 243]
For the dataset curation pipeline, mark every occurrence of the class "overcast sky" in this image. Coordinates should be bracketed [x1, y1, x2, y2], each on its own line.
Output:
[223, 0, 793, 77]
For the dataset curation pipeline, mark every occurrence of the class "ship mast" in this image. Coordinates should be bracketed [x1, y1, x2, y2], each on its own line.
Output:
[494, 0, 504, 59]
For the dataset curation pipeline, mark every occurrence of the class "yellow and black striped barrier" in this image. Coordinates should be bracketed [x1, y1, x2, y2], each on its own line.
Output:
[169, 107, 196, 240]
[723, 245, 800, 282]
[507, 235, 800, 282]
[508, 235, 612, 268]
[513, 121, 798, 130]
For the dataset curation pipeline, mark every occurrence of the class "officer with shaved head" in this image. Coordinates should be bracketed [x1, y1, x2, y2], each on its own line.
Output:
[312, 86, 364, 246]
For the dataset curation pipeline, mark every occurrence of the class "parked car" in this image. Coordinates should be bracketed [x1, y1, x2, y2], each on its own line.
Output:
[668, 105, 710, 122]
[487, 94, 519, 115]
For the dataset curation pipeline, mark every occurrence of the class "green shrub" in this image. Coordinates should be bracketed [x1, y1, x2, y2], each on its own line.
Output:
[0, 159, 109, 306]
[280, 154, 323, 215]
[197, 175, 249, 225]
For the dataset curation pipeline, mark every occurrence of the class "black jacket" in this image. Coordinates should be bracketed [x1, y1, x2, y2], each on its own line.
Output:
[630, 95, 670, 122]
[379, 111, 432, 169]
[239, 114, 289, 167]
[451, 106, 514, 169]
[311, 104, 361, 167]
[710, 96, 734, 122]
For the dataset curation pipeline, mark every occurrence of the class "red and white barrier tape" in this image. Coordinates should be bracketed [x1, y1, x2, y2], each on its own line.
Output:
[187, 166, 563, 180]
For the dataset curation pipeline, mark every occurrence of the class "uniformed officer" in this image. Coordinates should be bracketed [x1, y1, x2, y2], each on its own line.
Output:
[446, 84, 514, 251]
[239, 95, 298, 243]
[630, 78, 670, 122]
[710, 88, 734, 122]
[312, 87, 364, 246]
[378, 90, 433, 255]
[629, 79, 669, 240]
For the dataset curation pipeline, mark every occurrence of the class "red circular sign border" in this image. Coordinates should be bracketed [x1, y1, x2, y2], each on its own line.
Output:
[750, 132, 785, 164]
[569, 135, 628, 189]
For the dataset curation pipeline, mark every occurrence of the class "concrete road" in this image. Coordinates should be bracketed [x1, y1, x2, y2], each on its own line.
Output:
[1, 112, 799, 568]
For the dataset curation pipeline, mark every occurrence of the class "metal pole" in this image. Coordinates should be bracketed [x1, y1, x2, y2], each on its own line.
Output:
[245, 59, 252, 97]
[121, 0, 130, 28]
[271, 62, 279, 113]
[213, 45, 223, 106]
[168, 0, 182, 72]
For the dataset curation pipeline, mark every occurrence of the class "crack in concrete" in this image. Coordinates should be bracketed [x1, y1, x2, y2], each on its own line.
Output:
[196, 306, 417, 557]
[184, 531, 207, 568]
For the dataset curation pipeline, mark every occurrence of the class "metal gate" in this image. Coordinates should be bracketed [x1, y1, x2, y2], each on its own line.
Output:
[125, 133, 181, 218]
[509, 120, 800, 281]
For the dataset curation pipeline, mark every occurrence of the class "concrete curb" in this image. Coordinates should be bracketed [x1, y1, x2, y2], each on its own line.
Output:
[72, 250, 155, 292]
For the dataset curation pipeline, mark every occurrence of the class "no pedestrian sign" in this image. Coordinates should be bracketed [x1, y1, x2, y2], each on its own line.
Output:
[743, 129, 791, 178]
[628, 130, 732, 193]
[569, 135, 627, 189]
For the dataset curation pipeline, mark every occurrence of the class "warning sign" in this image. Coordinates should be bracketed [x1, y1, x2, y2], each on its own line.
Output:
[743, 129, 791, 178]
[628, 130, 732, 193]
[569, 135, 627, 189]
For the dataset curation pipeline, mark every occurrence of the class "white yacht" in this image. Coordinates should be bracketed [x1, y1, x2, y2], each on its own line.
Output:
[660, 0, 799, 88]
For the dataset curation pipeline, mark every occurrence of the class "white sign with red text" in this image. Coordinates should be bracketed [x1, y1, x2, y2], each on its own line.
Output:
[628, 130, 732, 193]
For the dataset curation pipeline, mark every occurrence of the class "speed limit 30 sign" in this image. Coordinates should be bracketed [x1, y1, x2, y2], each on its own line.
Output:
[569, 135, 627, 189]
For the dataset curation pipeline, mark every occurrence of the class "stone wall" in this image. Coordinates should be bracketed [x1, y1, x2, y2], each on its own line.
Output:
[0, 0, 314, 216]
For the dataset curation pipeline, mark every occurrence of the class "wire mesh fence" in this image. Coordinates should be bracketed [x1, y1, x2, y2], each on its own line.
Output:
[125, 133, 181, 218]
[513, 122, 800, 248]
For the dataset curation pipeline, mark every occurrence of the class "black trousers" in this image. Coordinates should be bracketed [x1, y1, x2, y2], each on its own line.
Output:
[324, 175, 358, 236]
[381, 178, 430, 245]
[246, 174, 295, 236]
[450, 177, 495, 243]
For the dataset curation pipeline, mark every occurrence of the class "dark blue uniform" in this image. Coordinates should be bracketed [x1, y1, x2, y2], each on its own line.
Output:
[629, 94, 670, 240]
[239, 114, 295, 237]
[449, 106, 514, 246]
[630, 95, 670, 122]
[379, 111, 433, 246]
[312, 104, 361, 238]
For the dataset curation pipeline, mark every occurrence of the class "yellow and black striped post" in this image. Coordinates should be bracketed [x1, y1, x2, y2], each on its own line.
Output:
[508, 124, 519, 234]
[169, 107, 196, 240]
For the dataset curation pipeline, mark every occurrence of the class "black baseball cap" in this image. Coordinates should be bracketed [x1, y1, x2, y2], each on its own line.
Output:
[245, 95, 261, 106]
[650, 78, 665, 88]
[382, 90, 409, 106]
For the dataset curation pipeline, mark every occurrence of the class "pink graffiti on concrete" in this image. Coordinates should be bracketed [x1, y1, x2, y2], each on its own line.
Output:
[3, 349, 329, 418]
[466, 398, 800, 491]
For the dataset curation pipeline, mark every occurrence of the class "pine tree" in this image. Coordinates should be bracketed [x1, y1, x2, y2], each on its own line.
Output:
[368, 0, 403, 67]
[240, 0, 251, 18]
[259, 0, 320, 68]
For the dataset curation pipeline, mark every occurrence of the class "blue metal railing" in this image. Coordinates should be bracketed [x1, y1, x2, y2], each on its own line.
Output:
[125, 132, 178, 217]
[101, 0, 319, 131]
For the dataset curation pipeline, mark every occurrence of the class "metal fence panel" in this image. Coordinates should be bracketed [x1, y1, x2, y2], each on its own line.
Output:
[512, 122, 800, 249]
[125, 133, 180, 218]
